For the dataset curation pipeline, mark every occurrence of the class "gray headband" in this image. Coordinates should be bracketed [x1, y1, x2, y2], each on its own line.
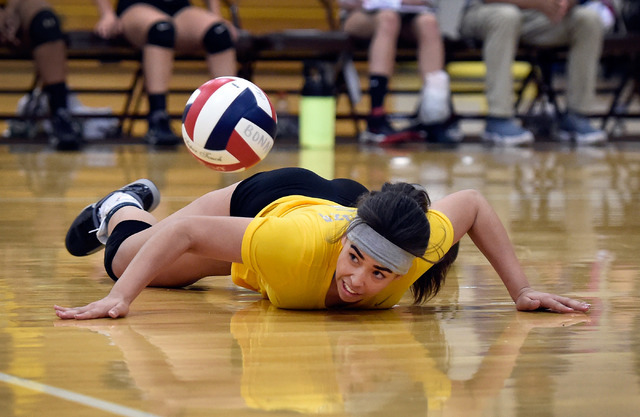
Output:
[346, 217, 415, 275]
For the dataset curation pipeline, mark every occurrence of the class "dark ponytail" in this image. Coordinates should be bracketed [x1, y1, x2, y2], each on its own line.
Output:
[356, 182, 458, 305]
[411, 241, 459, 304]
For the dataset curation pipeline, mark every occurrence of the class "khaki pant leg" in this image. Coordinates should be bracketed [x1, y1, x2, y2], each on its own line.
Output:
[460, 4, 522, 118]
[520, 7, 604, 114]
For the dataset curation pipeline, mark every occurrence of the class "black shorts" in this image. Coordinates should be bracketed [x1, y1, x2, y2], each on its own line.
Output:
[229, 167, 369, 218]
[117, 0, 191, 16]
[342, 10, 425, 43]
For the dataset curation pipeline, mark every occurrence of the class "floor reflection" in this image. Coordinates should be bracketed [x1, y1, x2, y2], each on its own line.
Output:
[1, 143, 640, 416]
[55, 299, 592, 416]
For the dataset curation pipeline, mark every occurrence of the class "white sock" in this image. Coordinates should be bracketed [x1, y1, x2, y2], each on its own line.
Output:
[418, 70, 451, 124]
[96, 193, 142, 244]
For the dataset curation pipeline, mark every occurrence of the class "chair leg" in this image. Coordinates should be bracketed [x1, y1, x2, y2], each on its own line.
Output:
[334, 53, 362, 135]
[120, 66, 144, 137]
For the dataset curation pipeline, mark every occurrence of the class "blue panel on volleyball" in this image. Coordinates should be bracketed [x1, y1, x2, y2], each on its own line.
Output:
[182, 102, 192, 125]
[206, 89, 256, 151]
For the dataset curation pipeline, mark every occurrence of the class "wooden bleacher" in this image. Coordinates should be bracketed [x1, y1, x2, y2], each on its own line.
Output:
[1, 0, 639, 140]
[0, 0, 357, 138]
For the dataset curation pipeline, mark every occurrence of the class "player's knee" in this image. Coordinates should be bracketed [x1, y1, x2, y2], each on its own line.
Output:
[28, 10, 64, 48]
[147, 21, 175, 48]
[202, 22, 234, 54]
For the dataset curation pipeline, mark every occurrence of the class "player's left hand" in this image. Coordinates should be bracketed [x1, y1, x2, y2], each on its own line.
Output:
[515, 288, 590, 313]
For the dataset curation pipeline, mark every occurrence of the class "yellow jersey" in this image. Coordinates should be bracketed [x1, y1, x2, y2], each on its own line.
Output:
[231, 195, 454, 309]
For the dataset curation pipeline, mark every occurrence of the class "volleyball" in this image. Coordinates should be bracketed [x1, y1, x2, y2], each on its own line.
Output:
[181, 77, 277, 172]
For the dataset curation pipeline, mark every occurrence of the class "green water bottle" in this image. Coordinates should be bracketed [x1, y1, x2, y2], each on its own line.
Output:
[299, 61, 336, 149]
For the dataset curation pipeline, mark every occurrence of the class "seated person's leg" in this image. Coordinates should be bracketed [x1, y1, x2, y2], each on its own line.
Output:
[344, 10, 420, 144]
[462, 3, 534, 146]
[413, 12, 450, 125]
[173, 7, 237, 77]
[520, 6, 607, 145]
[19, 0, 82, 149]
[120, 4, 181, 145]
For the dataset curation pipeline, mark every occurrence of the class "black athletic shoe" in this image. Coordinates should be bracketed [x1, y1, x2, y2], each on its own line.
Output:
[49, 108, 83, 151]
[359, 116, 422, 145]
[412, 119, 464, 144]
[144, 110, 181, 146]
[65, 179, 160, 257]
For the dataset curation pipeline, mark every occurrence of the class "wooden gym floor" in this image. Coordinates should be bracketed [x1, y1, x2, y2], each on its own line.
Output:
[1, 140, 640, 417]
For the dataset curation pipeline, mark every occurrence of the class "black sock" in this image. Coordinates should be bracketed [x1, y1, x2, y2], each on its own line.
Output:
[43, 82, 68, 114]
[369, 75, 388, 110]
[147, 94, 167, 114]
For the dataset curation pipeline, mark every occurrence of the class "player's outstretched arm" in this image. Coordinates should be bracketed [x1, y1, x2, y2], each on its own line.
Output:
[55, 216, 250, 320]
[432, 190, 590, 313]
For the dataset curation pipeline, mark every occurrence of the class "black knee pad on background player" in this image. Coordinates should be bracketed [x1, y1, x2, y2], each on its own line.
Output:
[147, 21, 176, 48]
[28, 10, 64, 48]
[202, 22, 234, 54]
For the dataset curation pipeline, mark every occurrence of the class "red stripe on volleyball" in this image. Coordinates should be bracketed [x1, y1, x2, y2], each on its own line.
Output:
[183, 78, 235, 141]
[226, 129, 261, 168]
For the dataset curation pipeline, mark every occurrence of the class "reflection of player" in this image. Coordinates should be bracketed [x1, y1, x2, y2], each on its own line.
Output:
[230, 301, 449, 414]
[230, 301, 589, 415]
[55, 298, 244, 415]
[53, 298, 588, 416]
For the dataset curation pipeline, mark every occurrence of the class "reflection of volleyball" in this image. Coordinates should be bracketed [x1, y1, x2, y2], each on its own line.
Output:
[182, 77, 277, 172]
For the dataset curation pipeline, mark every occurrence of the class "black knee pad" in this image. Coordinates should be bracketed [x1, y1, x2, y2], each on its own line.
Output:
[28, 10, 64, 48]
[203, 22, 234, 54]
[147, 21, 175, 48]
[104, 220, 152, 281]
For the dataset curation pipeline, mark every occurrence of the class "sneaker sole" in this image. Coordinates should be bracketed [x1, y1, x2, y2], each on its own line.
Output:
[50, 136, 82, 151]
[482, 131, 534, 147]
[65, 204, 102, 256]
[556, 130, 608, 145]
[358, 131, 383, 144]
[133, 179, 161, 212]
[359, 129, 422, 145]
[379, 130, 422, 145]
